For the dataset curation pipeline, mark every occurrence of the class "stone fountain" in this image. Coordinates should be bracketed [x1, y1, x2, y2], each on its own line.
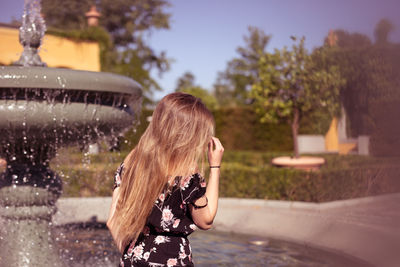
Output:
[0, 1, 142, 266]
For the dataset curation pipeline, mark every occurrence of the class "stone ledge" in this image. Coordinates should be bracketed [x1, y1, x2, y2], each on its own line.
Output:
[38, 193, 400, 267]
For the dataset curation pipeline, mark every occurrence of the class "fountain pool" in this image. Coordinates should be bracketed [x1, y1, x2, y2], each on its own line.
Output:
[53, 223, 370, 267]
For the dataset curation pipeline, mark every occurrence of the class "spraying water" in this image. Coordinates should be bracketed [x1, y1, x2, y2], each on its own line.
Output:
[0, 0, 142, 265]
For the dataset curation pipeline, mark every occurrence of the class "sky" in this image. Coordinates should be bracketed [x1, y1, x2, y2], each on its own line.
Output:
[1, 0, 400, 100]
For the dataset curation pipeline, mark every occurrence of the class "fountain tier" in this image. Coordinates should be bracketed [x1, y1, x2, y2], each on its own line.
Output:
[0, 66, 141, 150]
[0, 66, 142, 267]
[0, 0, 142, 265]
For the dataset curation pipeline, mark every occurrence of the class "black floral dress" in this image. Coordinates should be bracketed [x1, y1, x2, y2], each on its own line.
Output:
[114, 164, 207, 267]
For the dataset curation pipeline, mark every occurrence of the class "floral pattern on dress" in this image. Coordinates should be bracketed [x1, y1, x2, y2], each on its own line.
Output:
[161, 206, 175, 230]
[114, 165, 207, 267]
[113, 163, 124, 190]
[154, 235, 170, 245]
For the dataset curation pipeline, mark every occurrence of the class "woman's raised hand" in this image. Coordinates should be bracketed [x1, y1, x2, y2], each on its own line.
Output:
[191, 136, 224, 230]
[208, 137, 224, 167]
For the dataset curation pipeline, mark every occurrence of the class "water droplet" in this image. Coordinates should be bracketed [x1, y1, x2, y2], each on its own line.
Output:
[56, 76, 67, 88]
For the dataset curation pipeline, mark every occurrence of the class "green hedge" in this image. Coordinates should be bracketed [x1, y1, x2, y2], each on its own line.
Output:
[58, 164, 117, 197]
[220, 164, 400, 202]
[53, 150, 400, 202]
[218, 152, 400, 202]
[214, 107, 292, 151]
[119, 104, 400, 157]
[120, 107, 332, 152]
[369, 99, 400, 156]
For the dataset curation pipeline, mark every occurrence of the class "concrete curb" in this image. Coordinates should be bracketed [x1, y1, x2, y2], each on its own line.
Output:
[53, 197, 112, 225]
[212, 195, 400, 267]
[53, 194, 400, 267]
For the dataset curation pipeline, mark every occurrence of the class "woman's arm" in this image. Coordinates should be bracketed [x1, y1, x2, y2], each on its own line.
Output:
[190, 137, 224, 230]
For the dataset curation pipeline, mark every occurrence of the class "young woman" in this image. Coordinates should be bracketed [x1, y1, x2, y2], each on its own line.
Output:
[107, 92, 224, 266]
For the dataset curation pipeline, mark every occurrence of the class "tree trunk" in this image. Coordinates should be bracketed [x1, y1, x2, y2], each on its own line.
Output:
[292, 108, 300, 158]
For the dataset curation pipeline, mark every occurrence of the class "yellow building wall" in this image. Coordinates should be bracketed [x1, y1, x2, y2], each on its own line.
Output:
[0, 26, 100, 71]
[325, 117, 339, 152]
[325, 117, 357, 154]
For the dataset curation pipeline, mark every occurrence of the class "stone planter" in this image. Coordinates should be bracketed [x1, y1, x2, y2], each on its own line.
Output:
[271, 156, 325, 170]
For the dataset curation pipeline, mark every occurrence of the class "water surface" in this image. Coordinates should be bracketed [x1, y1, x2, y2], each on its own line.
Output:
[55, 223, 368, 267]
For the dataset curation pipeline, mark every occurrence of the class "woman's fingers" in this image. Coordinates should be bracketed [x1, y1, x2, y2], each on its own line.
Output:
[208, 137, 214, 151]
[211, 137, 223, 151]
[210, 137, 224, 153]
[208, 137, 224, 166]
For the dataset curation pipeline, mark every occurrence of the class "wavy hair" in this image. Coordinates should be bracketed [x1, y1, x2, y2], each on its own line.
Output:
[110, 92, 215, 249]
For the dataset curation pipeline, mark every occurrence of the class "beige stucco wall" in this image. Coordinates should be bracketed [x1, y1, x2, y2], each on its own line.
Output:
[0, 26, 100, 71]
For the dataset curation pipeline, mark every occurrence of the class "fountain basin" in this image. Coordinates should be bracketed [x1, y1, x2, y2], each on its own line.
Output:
[0, 1, 143, 265]
[0, 66, 141, 131]
[50, 196, 392, 267]
[0, 66, 142, 266]
[0, 101, 136, 143]
[52, 224, 368, 267]
[0, 66, 142, 161]
[0, 66, 141, 95]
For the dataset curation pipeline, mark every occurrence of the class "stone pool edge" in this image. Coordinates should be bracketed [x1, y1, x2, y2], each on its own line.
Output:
[51, 194, 400, 267]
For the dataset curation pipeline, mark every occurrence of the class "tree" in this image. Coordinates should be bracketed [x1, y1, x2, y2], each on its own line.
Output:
[42, 0, 170, 47]
[324, 29, 372, 48]
[175, 72, 195, 92]
[41, 0, 171, 100]
[374, 18, 395, 45]
[41, 0, 92, 30]
[175, 72, 218, 110]
[319, 23, 400, 156]
[214, 26, 271, 106]
[110, 49, 165, 96]
[250, 37, 343, 158]
[321, 24, 398, 137]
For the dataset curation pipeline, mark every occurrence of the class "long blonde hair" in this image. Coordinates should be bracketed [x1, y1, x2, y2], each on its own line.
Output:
[110, 92, 215, 249]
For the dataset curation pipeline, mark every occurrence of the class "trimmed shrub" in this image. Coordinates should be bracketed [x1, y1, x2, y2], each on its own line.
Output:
[213, 107, 293, 151]
[58, 163, 119, 197]
[120, 109, 153, 151]
[120, 106, 332, 152]
[54, 150, 400, 202]
[370, 99, 400, 156]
